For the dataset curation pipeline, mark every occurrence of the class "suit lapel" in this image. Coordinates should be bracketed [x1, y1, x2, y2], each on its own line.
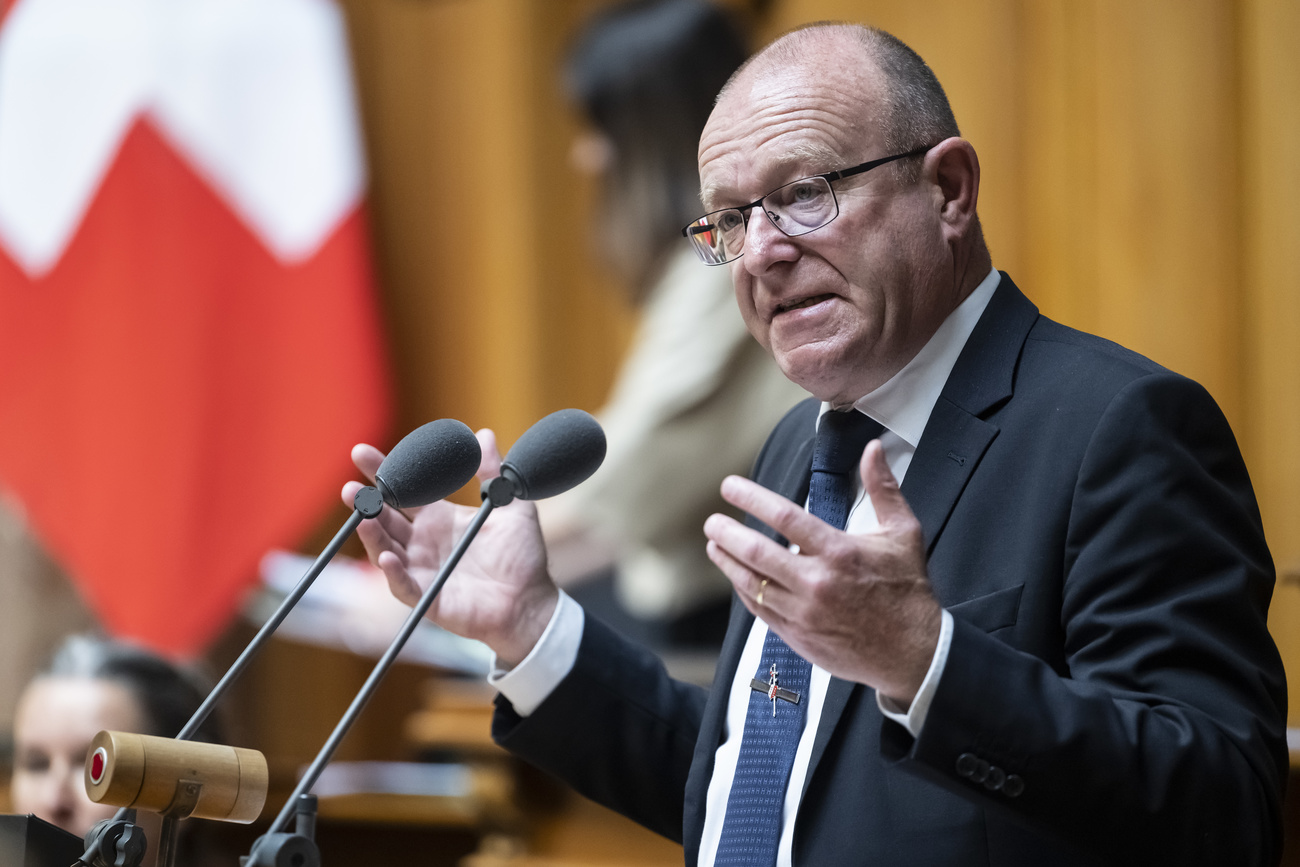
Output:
[903, 274, 1039, 556]
[804, 275, 1040, 791]
[902, 400, 998, 554]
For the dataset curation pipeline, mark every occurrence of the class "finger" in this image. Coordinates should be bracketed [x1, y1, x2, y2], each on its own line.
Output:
[351, 443, 385, 481]
[858, 439, 911, 530]
[376, 499, 418, 545]
[717, 475, 839, 553]
[476, 428, 503, 481]
[704, 511, 799, 586]
[707, 537, 767, 605]
[343, 476, 417, 547]
[355, 503, 415, 560]
[375, 549, 422, 608]
[341, 479, 366, 509]
[707, 539, 792, 629]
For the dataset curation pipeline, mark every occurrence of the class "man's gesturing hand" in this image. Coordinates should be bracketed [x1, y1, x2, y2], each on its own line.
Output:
[703, 439, 942, 706]
[341, 429, 558, 667]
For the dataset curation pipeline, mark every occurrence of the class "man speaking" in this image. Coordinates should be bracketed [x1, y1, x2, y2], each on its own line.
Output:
[345, 22, 1287, 867]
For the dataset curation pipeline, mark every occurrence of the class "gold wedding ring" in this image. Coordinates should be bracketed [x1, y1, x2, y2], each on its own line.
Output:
[757, 578, 768, 606]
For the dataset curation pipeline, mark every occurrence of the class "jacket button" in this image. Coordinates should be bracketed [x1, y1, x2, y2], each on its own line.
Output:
[971, 759, 990, 783]
[955, 753, 979, 778]
[1002, 774, 1025, 798]
[983, 766, 1006, 791]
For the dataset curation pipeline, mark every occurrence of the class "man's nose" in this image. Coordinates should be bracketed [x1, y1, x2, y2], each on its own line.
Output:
[742, 207, 799, 274]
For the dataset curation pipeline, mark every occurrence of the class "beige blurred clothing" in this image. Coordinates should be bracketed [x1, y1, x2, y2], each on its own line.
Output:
[539, 249, 806, 620]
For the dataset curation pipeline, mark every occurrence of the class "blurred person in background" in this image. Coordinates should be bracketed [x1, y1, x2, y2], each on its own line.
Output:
[10, 634, 227, 866]
[538, 0, 806, 654]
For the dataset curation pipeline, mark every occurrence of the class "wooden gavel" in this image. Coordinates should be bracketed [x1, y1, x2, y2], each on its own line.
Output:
[84, 730, 268, 823]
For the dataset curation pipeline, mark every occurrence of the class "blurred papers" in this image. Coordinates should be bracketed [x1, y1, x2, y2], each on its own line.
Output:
[251, 550, 492, 675]
[311, 760, 472, 799]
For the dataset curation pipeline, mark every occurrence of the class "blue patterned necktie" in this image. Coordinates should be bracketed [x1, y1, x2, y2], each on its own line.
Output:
[714, 409, 883, 867]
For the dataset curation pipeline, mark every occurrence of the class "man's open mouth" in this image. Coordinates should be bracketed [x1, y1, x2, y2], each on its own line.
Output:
[776, 294, 834, 314]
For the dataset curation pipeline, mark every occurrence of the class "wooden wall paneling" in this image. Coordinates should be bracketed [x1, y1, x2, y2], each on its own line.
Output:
[875, 0, 1030, 284]
[1088, 0, 1243, 425]
[340, 0, 631, 455]
[510, 1, 639, 424]
[1015, 0, 1102, 331]
[448, 0, 635, 443]
[1241, 0, 1300, 722]
[463, 0, 548, 443]
[340, 0, 491, 444]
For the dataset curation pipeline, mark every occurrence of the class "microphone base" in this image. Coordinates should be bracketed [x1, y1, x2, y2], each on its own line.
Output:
[240, 833, 320, 867]
[81, 811, 147, 867]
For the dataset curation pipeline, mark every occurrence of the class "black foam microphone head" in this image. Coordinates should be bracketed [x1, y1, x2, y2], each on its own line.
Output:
[499, 409, 606, 501]
[374, 419, 481, 509]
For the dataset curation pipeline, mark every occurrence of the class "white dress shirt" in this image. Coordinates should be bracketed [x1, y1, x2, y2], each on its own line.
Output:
[495, 269, 1002, 865]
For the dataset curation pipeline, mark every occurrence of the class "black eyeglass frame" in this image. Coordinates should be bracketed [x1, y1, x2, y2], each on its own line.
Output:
[681, 144, 936, 265]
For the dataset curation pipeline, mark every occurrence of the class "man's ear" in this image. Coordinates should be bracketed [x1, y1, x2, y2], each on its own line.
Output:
[925, 138, 980, 241]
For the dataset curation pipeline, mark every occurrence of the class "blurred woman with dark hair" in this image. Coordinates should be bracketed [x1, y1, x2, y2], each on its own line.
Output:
[10, 634, 224, 864]
[540, 0, 806, 653]
[564, 0, 749, 296]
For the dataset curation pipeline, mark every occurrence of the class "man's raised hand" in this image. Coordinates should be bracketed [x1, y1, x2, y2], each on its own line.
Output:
[703, 439, 941, 705]
[342, 428, 558, 667]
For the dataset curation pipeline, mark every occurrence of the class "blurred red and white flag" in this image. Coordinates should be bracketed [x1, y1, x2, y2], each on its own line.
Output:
[0, 0, 392, 656]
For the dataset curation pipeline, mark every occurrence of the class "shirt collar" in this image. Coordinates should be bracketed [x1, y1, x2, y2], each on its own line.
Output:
[818, 268, 1001, 447]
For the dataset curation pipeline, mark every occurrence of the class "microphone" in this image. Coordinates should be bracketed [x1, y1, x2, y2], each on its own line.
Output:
[374, 419, 481, 508]
[487, 408, 606, 505]
[245, 410, 605, 865]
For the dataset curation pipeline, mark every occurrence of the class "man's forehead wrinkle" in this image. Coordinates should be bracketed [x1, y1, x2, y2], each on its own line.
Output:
[699, 106, 871, 211]
[698, 46, 883, 212]
[738, 74, 874, 146]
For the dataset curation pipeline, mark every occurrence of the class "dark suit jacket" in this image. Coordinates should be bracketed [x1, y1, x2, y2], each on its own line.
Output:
[494, 275, 1288, 866]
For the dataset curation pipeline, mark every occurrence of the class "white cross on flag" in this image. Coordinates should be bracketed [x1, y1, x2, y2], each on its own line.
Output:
[0, 0, 392, 656]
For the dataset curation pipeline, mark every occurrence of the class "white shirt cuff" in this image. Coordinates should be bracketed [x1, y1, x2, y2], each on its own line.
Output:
[877, 608, 953, 738]
[487, 589, 585, 717]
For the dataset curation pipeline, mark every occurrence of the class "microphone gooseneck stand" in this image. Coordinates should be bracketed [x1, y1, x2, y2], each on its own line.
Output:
[243, 408, 607, 867]
[243, 482, 504, 866]
[73, 418, 483, 867]
[73, 488, 384, 867]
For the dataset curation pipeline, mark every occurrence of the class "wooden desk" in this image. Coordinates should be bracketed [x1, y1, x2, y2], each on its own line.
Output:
[406, 678, 683, 867]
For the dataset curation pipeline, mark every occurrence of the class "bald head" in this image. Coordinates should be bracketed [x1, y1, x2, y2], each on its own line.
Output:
[717, 24, 960, 183]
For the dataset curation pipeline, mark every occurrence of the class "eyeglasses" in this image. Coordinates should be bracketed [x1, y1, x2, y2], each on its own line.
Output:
[681, 145, 934, 266]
